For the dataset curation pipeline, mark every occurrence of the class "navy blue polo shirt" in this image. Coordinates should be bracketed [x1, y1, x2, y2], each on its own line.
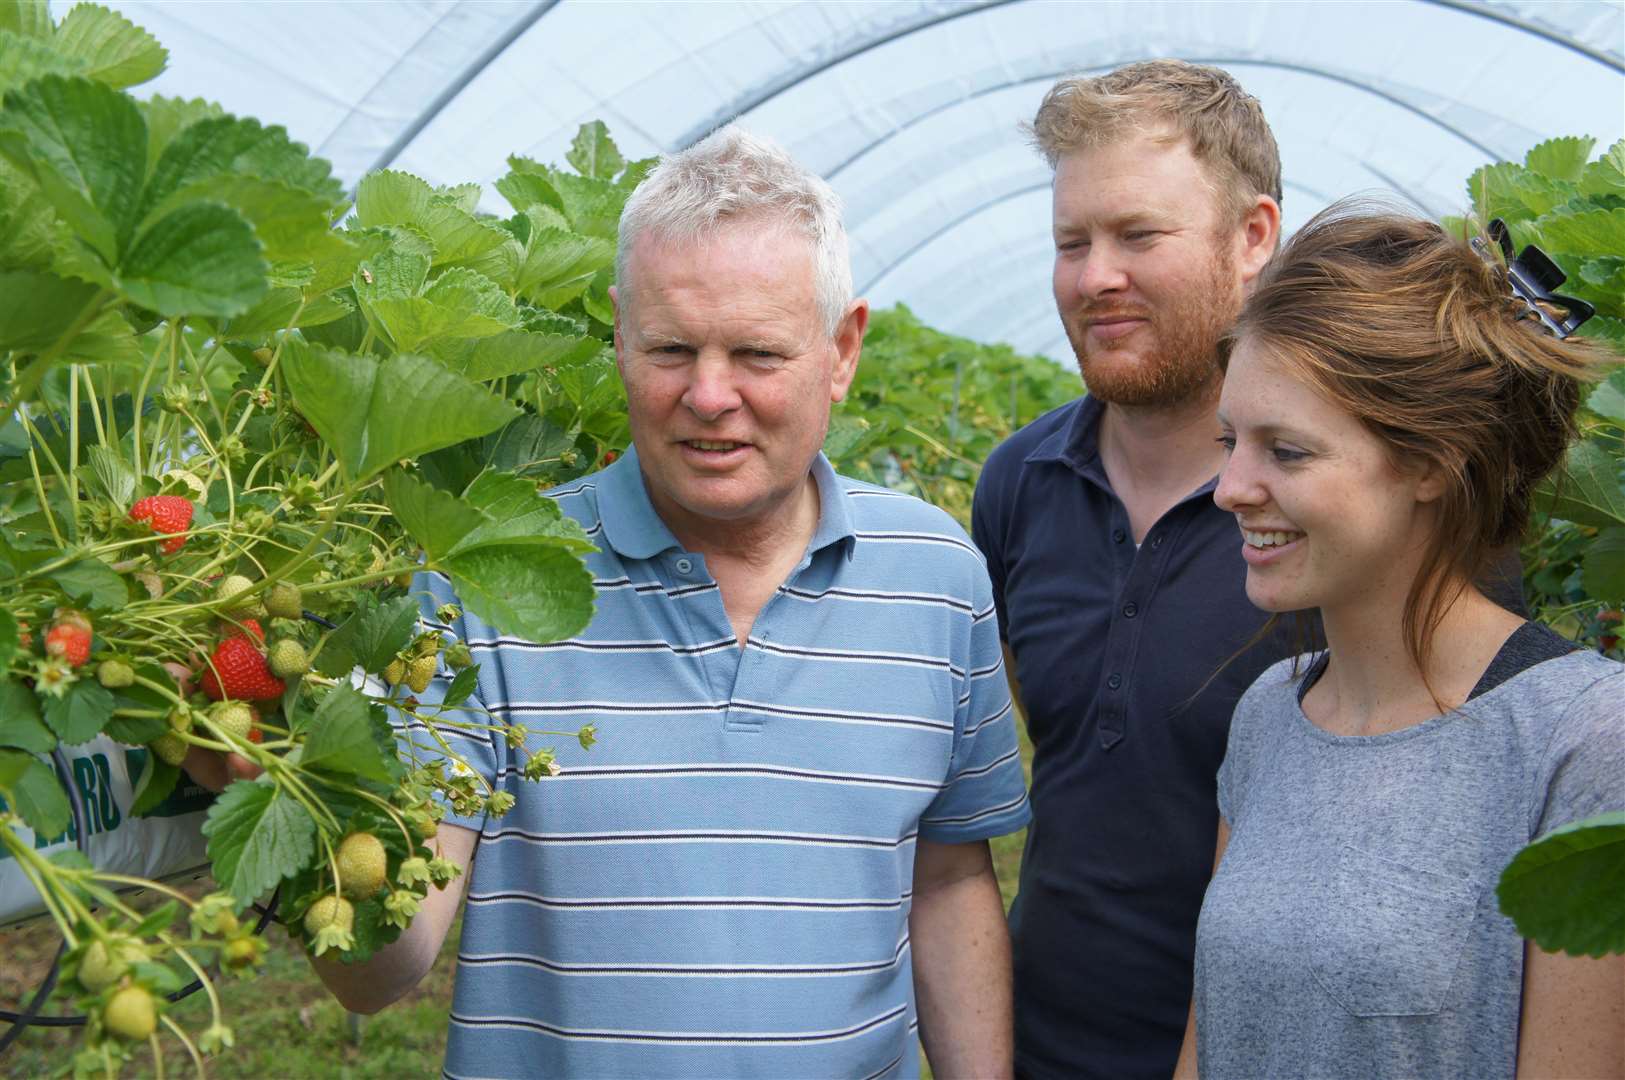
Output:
[971, 395, 1292, 1080]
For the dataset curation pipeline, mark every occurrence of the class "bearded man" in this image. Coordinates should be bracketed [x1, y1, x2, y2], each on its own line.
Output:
[969, 61, 1285, 1079]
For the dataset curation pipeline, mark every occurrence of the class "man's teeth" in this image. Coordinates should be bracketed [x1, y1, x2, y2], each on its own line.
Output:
[689, 440, 741, 451]
[1244, 530, 1303, 548]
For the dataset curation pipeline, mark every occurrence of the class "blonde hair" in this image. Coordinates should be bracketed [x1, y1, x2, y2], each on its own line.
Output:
[1029, 59, 1281, 223]
[1224, 201, 1609, 687]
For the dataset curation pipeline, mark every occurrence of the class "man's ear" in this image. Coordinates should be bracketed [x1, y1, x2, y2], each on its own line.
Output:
[1236, 195, 1281, 287]
[829, 299, 868, 404]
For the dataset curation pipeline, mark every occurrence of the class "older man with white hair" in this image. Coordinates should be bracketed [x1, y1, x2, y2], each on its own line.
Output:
[305, 126, 1031, 1079]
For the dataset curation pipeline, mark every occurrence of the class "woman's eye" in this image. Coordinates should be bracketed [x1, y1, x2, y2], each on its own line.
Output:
[1215, 435, 1236, 453]
[1271, 446, 1309, 463]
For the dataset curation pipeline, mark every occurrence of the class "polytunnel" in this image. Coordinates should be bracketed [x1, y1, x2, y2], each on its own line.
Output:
[83, 0, 1625, 362]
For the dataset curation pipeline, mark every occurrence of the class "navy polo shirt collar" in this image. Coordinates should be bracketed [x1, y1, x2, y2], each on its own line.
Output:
[595, 444, 856, 562]
[1024, 393, 1219, 501]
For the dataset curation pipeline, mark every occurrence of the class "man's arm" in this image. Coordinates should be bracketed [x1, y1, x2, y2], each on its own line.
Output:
[310, 822, 477, 1014]
[1002, 642, 1025, 723]
[910, 837, 1014, 1080]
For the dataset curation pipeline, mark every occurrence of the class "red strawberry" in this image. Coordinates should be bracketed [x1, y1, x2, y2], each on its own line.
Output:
[219, 618, 264, 644]
[45, 623, 91, 667]
[129, 496, 194, 554]
[200, 636, 286, 701]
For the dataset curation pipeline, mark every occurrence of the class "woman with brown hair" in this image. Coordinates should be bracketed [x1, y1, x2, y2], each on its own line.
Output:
[1172, 203, 1623, 1079]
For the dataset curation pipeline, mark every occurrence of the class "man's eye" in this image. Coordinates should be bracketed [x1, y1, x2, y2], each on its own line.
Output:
[1124, 231, 1157, 242]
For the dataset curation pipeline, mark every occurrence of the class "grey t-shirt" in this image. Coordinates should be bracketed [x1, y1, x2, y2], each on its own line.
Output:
[1195, 638, 1624, 1080]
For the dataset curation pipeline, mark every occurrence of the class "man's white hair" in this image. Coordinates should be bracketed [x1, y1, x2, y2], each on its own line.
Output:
[616, 125, 853, 336]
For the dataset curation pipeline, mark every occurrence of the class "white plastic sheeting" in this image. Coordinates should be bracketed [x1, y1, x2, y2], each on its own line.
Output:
[77, 0, 1625, 362]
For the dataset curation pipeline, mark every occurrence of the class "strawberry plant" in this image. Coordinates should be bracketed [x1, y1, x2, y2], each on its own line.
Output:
[1466, 137, 1625, 960]
[0, 4, 644, 1073]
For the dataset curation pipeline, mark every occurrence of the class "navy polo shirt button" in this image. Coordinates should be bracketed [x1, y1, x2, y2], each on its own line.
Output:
[1112, 529, 1126, 544]
[1151, 535, 1163, 549]
[1107, 673, 1123, 690]
[674, 557, 693, 574]
[1123, 602, 1138, 618]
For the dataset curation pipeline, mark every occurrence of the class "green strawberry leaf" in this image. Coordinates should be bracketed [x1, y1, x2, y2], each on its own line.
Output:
[47, 555, 127, 610]
[380, 468, 478, 560]
[354, 170, 511, 268]
[1536, 438, 1625, 529]
[0, 28, 88, 96]
[150, 173, 349, 266]
[315, 595, 419, 679]
[141, 114, 343, 218]
[455, 470, 595, 555]
[0, 748, 70, 838]
[1581, 528, 1625, 603]
[514, 226, 614, 307]
[0, 0, 54, 38]
[1524, 136, 1595, 185]
[53, 3, 167, 89]
[428, 327, 598, 383]
[1498, 812, 1625, 957]
[203, 778, 317, 908]
[1536, 208, 1625, 260]
[365, 266, 520, 352]
[0, 74, 147, 264]
[42, 679, 114, 744]
[440, 541, 595, 644]
[0, 677, 54, 753]
[566, 120, 624, 181]
[1579, 141, 1625, 200]
[300, 684, 402, 785]
[1586, 368, 1625, 427]
[0, 270, 101, 353]
[128, 754, 180, 818]
[281, 340, 519, 481]
[137, 94, 223, 176]
[0, 612, 17, 676]
[441, 666, 478, 709]
[115, 201, 269, 318]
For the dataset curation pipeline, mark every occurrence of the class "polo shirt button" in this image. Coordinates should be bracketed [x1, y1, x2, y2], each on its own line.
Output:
[674, 557, 693, 574]
[1112, 529, 1126, 544]
[1151, 535, 1163, 549]
[1122, 601, 1138, 618]
[1107, 673, 1122, 690]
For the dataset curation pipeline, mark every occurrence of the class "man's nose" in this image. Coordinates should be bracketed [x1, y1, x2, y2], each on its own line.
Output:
[682, 354, 742, 420]
[1076, 245, 1129, 298]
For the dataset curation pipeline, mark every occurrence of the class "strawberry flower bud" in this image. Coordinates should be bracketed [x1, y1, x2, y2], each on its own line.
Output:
[396, 857, 432, 888]
[382, 889, 422, 930]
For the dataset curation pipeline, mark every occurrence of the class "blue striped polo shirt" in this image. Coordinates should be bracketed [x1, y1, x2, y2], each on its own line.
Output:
[410, 447, 1031, 1079]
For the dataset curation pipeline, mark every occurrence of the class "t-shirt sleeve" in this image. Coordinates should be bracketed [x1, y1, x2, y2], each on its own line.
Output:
[1531, 668, 1625, 838]
[918, 562, 1031, 843]
[1216, 666, 1278, 826]
[393, 571, 507, 834]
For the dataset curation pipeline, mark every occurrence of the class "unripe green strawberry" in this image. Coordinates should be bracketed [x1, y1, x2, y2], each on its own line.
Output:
[406, 654, 437, 694]
[303, 894, 354, 935]
[221, 935, 265, 970]
[445, 642, 473, 670]
[264, 581, 303, 620]
[77, 937, 145, 992]
[150, 732, 188, 766]
[335, 832, 388, 899]
[103, 985, 157, 1042]
[209, 701, 255, 744]
[383, 657, 407, 686]
[267, 639, 309, 679]
[213, 575, 264, 617]
[96, 659, 134, 689]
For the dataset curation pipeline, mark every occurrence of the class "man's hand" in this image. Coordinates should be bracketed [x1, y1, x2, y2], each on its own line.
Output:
[910, 838, 1015, 1079]
[163, 662, 264, 793]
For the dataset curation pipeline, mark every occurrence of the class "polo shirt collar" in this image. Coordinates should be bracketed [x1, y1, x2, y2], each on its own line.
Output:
[1026, 393, 1108, 481]
[1024, 394, 1220, 499]
[594, 444, 857, 561]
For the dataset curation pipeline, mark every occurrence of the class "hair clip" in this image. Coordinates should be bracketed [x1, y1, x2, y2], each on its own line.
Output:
[1470, 219, 1595, 340]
